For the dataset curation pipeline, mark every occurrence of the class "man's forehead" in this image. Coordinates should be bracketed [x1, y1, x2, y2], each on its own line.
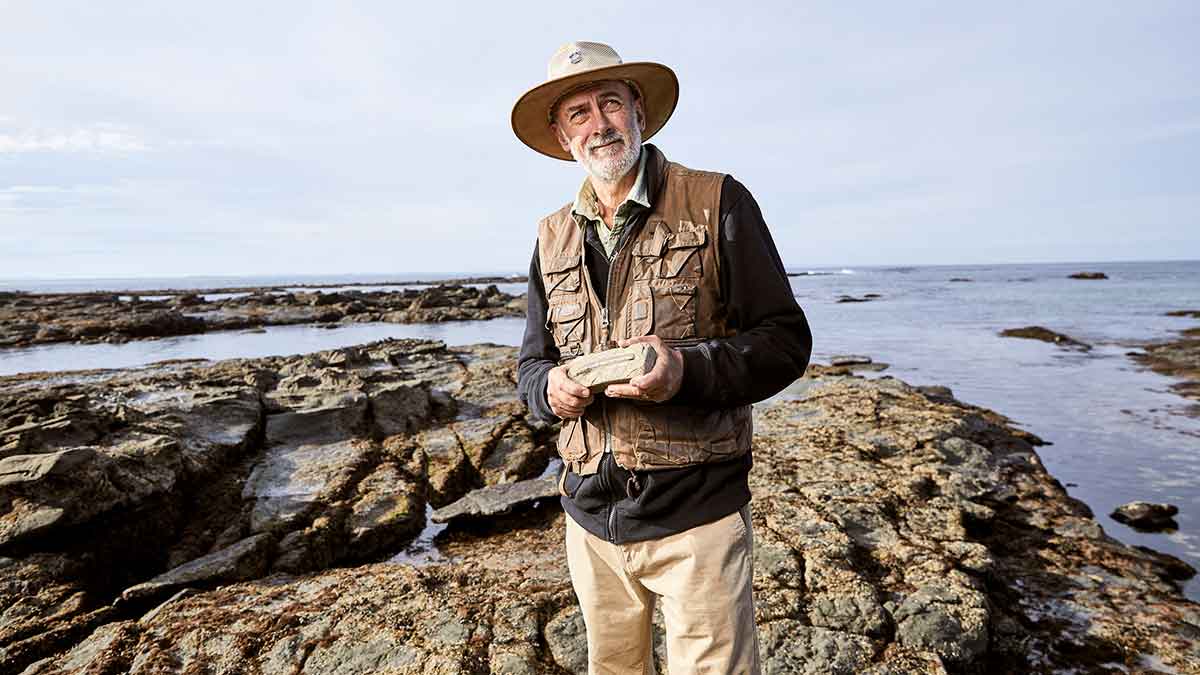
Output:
[558, 80, 634, 109]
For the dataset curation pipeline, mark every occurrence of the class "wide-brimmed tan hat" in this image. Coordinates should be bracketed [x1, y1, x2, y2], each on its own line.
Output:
[512, 41, 679, 161]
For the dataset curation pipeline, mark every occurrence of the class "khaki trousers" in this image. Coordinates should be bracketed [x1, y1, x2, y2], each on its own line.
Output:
[564, 504, 762, 675]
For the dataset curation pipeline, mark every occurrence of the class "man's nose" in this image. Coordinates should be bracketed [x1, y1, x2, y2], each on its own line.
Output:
[594, 104, 616, 135]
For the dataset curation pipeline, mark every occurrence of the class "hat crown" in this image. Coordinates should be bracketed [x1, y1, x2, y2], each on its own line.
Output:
[548, 41, 623, 80]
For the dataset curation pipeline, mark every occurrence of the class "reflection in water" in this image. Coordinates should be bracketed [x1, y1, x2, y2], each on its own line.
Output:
[388, 504, 454, 567]
[0, 318, 528, 377]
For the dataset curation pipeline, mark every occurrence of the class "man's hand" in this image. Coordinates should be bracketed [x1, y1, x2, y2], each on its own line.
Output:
[604, 335, 684, 402]
[548, 365, 594, 419]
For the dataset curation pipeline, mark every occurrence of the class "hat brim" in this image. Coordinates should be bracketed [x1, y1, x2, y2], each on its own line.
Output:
[511, 62, 679, 161]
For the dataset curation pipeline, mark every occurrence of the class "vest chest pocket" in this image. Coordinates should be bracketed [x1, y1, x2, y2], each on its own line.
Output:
[651, 282, 697, 339]
[630, 237, 666, 281]
[660, 226, 706, 279]
[547, 297, 587, 357]
[542, 253, 582, 297]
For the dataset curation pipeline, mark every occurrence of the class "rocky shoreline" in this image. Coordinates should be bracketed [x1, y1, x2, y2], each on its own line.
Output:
[0, 284, 526, 349]
[1, 341, 1197, 673]
[1130, 310, 1200, 413]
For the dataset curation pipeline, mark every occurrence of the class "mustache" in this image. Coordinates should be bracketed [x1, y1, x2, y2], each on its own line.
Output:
[587, 130, 624, 150]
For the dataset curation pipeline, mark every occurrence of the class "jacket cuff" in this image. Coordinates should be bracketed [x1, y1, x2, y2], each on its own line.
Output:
[670, 344, 711, 406]
[534, 366, 561, 423]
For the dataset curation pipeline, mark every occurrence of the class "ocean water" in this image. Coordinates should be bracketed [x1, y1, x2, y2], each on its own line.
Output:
[2, 260, 1198, 600]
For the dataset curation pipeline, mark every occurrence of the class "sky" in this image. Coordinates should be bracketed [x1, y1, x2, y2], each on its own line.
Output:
[0, 1, 1197, 279]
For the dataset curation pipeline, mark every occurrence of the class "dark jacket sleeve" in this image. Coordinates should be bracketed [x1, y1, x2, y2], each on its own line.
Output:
[670, 177, 812, 407]
[517, 239, 562, 423]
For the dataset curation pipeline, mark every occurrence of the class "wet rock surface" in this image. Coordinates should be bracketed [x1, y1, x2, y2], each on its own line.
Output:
[0, 284, 525, 349]
[1, 342, 1198, 673]
[1068, 271, 1109, 280]
[432, 474, 560, 524]
[999, 325, 1093, 350]
[1111, 501, 1181, 531]
[836, 293, 882, 303]
[1130, 310, 1200, 413]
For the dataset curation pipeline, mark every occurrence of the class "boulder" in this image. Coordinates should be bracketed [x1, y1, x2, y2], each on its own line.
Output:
[1110, 501, 1180, 530]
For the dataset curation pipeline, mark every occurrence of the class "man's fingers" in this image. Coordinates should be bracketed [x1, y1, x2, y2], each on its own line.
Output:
[552, 390, 592, 408]
[605, 383, 644, 398]
[563, 381, 591, 398]
[549, 367, 591, 398]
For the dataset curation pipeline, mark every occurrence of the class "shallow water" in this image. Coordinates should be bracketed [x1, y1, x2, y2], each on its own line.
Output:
[2, 261, 1198, 599]
[0, 318, 528, 376]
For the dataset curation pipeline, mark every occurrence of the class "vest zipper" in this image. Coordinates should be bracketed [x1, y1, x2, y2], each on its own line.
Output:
[599, 218, 637, 463]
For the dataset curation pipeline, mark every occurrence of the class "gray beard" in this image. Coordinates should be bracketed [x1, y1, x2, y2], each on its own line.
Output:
[573, 122, 642, 185]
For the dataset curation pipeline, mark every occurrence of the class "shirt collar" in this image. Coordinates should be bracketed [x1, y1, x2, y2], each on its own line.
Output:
[570, 147, 650, 224]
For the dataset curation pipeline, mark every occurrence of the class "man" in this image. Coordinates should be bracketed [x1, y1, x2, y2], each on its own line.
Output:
[513, 42, 812, 674]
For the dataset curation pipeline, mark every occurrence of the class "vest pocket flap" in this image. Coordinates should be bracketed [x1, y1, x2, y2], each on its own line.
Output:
[631, 238, 665, 258]
[543, 253, 581, 295]
[668, 228, 706, 249]
[543, 253, 580, 274]
[624, 284, 653, 338]
[548, 300, 586, 323]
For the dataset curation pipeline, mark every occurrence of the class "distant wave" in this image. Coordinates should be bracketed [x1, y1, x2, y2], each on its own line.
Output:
[787, 269, 856, 277]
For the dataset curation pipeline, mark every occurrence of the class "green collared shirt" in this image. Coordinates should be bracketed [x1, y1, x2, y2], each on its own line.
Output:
[570, 149, 650, 259]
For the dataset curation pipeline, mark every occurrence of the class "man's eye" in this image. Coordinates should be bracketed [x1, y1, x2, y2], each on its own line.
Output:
[570, 111, 586, 123]
[601, 100, 621, 111]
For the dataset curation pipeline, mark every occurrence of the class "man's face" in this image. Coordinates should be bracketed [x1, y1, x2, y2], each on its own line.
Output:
[552, 80, 646, 184]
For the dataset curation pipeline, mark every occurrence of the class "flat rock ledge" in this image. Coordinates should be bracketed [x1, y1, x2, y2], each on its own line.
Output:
[999, 325, 1093, 351]
[1, 343, 1198, 674]
[1130, 310, 1200, 411]
[0, 283, 526, 349]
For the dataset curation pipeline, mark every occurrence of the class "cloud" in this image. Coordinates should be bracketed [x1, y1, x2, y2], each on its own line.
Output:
[0, 124, 149, 154]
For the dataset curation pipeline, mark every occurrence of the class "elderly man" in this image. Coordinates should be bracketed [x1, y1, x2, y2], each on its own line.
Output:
[513, 42, 812, 674]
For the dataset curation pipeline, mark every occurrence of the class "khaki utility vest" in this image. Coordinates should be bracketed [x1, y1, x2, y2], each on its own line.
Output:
[537, 150, 753, 476]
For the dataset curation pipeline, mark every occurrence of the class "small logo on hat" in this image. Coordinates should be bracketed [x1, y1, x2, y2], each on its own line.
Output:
[568, 50, 583, 64]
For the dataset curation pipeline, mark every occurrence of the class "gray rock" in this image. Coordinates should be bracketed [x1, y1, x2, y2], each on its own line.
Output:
[345, 463, 424, 556]
[242, 439, 371, 533]
[545, 606, 588, 674]
[369, 383, 432, 437]
[1111, 500, 1179, 530]
[489, 650, 538, 675]
[893, 585, 989, 665]
[420, 426, 472, 507]
[808, 590, 891, 638]
[998, 325, 1092, 350]
[0, 447, 94, 487]
[431, 475, 559, 523]
[479, 424, 547, 485]
[760, 621, 876, 674]
[263, 394, 368, 446]
[121, 533, 273, 602]
[830, 355, 872, 366]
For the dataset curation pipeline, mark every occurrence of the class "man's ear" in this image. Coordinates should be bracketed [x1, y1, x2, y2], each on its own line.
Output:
[552, 123, 571, 153]
[634, 98, 647, 132]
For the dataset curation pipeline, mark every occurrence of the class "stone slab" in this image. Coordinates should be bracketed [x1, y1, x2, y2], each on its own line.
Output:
[566, 343, 656, 393]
